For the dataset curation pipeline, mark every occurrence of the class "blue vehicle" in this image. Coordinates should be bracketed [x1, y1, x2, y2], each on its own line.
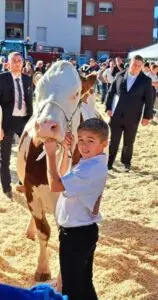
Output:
[0, 40, 31, 60]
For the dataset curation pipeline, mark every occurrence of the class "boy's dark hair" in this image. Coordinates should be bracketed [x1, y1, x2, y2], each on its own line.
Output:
[78, 118, 109, 141]
[133, 55, 144, 63]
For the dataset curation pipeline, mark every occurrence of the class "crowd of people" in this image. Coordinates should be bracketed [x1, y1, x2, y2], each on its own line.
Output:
[79, 55, 157, 172]
[1, 53, 157, 110]
[0, 51, 157, 300]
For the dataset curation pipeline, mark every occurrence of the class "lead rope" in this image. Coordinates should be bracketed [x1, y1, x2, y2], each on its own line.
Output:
[67, 117, 73, 158]
[66, 100, 82, 158]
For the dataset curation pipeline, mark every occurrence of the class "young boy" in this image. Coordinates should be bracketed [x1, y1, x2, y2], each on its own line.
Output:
[44, 118, 109, 300]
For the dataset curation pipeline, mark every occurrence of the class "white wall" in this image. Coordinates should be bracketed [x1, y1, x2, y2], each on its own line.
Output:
[28, 0, 82, 53]
[0, 0, 6, 40]
[24, 0, 29, 39]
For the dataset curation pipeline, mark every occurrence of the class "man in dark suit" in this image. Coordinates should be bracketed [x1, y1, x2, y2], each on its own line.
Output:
[106, 55, 153, 171]
[0, 52, 33, 198]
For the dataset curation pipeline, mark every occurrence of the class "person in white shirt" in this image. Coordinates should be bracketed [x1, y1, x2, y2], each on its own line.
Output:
[44, 118, 109, 300]
[97, 62, 108, 104]
[142, 62, 151, 76]
[101, 60, 115, 105]
[103, 59, 115, 87]
[145, 64, 158, 112]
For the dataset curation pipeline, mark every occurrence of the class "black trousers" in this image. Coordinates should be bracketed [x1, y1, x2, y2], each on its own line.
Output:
[0, 116, 28, 193]
[59, 223, 98, 300]
[108, 118, 139, 167]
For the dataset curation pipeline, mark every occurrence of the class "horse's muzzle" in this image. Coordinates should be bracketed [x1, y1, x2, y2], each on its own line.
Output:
[34, 120, 63, 142]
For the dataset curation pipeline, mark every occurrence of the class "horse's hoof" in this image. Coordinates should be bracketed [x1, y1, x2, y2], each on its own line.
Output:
[35, 272, 51, 282]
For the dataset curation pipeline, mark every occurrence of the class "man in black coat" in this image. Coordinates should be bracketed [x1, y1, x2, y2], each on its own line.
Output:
[0, 52, 33, 198]
[106, 55, 153, 171]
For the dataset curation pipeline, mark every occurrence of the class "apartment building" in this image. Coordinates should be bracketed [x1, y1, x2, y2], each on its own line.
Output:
[81, 0, 155, 58]
[0, 0, 82, 53]
[0, 0, 156, 58]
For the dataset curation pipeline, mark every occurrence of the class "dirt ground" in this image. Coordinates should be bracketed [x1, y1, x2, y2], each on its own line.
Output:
[0, 99, 158, 300]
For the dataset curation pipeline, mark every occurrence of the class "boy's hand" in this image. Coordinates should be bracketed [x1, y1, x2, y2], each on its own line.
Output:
[44, 139, 57, 156]
[62, 132, 74, 151]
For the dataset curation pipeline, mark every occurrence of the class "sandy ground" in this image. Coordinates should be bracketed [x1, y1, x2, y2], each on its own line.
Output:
[0, 99, 158, 300]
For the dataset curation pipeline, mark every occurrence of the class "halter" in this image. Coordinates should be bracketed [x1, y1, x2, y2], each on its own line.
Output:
[35, 98, 81, 159]
[37, 98, 81, 134]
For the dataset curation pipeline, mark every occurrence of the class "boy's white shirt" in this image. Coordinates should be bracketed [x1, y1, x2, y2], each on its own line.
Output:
[55, 154, 108, 228]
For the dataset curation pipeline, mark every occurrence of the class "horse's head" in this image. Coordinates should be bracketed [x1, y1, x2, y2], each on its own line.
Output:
[33, 61, 97, 144]
[34, 60, 82, 143]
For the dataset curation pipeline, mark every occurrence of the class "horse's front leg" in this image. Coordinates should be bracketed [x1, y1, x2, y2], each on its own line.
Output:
[34, 213, 51, 281]
[26, 216, 37, 241]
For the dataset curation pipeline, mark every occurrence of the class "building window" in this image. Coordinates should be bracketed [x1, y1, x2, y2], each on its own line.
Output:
[5, 23, 24, 38]
[153, 5, 158, 42]
[86, 2, 95, 16]
[154, 6, 158, 19]
[98, 26, 108, 40]
[36, 27, 47, 43]
[153, 28, 158, 42]
[6, 0, 24, 12]
[82, 25, 94, 36]
[99, 2, 113, 13]
[67, 1, 78, 18]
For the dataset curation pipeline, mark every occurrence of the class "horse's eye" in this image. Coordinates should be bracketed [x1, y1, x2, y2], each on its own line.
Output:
[76, 92, 79, 97]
